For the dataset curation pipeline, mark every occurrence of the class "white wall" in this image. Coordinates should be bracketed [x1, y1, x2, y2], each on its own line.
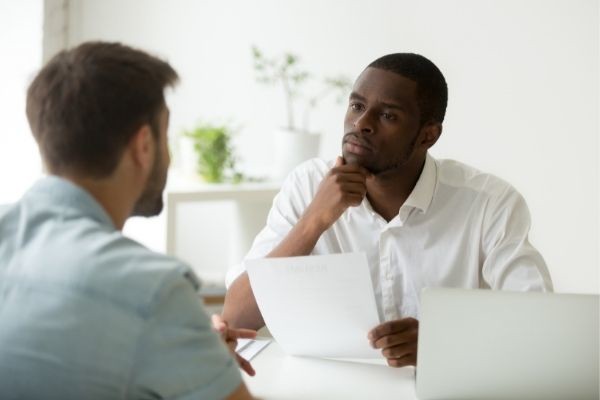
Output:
[49, 0, 598, 293]
[0, 0, 43, 204]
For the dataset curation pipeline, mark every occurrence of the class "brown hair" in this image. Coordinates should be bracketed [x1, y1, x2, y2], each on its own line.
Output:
[26, 41, 179, 177]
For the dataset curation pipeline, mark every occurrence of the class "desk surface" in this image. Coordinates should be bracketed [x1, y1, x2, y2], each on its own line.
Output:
[243, 340, 418, 400]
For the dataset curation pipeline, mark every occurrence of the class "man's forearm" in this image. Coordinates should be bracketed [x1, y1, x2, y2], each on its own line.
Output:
[222, 272, 265, 330]
[222, 215, 326, 329]
[267, 214, 325, 257]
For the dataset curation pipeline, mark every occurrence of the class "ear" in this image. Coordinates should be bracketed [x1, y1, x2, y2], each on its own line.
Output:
[419, 122, 442, 150]
[128, 124, 155, 175]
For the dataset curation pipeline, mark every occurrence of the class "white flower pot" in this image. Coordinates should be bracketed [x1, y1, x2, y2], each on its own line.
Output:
[274, 128, 320, 181]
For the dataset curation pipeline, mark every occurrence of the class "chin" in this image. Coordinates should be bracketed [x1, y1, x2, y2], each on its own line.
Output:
[343, 153, 363, 166]
[343, 153, 375, 173]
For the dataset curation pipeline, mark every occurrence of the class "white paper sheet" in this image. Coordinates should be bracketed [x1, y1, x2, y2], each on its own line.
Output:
[246, 252, 382, 359]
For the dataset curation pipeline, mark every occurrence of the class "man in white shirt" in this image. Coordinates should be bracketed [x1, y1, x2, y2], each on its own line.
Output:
[223, 53, 552, 368]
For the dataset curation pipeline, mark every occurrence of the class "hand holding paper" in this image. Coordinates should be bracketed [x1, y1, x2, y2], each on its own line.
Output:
[246, 252, 382, 359]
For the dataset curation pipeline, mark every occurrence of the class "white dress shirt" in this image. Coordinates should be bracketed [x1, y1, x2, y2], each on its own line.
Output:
[227, 153, 553, 322]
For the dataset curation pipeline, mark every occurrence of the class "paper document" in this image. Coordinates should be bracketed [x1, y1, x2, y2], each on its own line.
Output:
[246, 252, 382, 359]
[235, 338, 271, 361]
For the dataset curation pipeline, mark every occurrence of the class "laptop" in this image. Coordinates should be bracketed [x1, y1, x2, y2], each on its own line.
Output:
[416, 288, 599, 400]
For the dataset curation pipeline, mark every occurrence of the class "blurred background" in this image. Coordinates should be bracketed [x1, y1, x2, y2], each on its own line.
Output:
[1, 0, 598, 296]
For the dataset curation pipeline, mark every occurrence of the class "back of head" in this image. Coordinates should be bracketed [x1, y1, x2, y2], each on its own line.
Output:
[26, 41, 179, 178]
[368, 53, 448, 124]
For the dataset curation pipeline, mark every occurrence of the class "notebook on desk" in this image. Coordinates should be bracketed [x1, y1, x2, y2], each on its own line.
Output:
[416, 288, 599, 400]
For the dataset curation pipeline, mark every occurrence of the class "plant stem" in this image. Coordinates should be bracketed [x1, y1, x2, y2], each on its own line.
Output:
[302, 86, 333, 133]
[302, 102, 312, 133]
[281, 73, 294, 130]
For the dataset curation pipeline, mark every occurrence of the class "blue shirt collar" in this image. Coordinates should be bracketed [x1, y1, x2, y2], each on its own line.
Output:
[25, 175, 116, 229]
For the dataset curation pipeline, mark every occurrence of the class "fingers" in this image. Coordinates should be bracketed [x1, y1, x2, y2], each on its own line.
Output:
[333, 171, 370, 185]
[212, 314, 257, 359]
[331, 164, 371, 178]
[229, 328, 258, 340]
[386, 353, 417, 368]
[236, 353, 256, 376]
[338, 181, 368, 196]
[367, 319, 418, 368]
[226, 338, 238, 354]
[211, 314, 258, 376]
[333, 187, 365, 207]
[212, 314, 257, 339]
[346, 194, 365, 207]
[332, 156, 370, 178]
[368, 318, 419, 369]
[381, 342, 414, 359]
[372, 329, 418, 349]
[368, 318, 418, 343]
[368, 319, 419, 368]
[329, 176, 367, 207]
[212, 314, 229, 331]
[319, 170, 368, 209]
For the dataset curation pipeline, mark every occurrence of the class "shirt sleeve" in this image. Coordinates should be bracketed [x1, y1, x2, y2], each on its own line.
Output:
[128, 269, 242, 400]
[225, 160, 322, 287]
[481, 186, 553, 292]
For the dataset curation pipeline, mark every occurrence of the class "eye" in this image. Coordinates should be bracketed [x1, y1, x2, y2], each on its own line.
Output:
[349, 102, 364, 112]
[381, 112, 396, 121]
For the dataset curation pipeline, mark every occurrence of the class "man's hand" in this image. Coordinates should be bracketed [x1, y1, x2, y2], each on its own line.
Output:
[303, 156, 371, 232]
[368, 318, 419, 368]
[212, 314, 257, 376]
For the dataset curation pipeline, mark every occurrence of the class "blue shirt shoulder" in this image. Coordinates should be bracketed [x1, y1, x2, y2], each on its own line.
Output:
[0, 176, 241, 399]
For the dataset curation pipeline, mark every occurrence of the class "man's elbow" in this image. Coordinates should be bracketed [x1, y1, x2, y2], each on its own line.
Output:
[223, 273, 265, 330]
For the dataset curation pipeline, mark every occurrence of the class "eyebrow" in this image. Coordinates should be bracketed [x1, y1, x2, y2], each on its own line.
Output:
[349, 92, 406, 111]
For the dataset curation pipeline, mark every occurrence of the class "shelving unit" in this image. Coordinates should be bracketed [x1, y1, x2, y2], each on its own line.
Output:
[165, 181, 280, 301]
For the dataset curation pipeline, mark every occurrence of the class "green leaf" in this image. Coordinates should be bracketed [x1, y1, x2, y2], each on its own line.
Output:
[285, 53, 298, 65]
[184, 123, 242, 183]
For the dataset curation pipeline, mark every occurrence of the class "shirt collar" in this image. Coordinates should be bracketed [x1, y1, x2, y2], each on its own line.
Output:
[402, 152, 437, 214]
[25, 175, 116, 229]
[354, 152, 438, 223]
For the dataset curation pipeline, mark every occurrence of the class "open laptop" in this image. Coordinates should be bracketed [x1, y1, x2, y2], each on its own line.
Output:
[416, 288, 599, 400]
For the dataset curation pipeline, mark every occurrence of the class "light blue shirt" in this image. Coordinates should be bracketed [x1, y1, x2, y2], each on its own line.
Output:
[0, 176, 242, 399]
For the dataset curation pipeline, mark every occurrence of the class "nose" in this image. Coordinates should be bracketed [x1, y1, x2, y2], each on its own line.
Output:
[353, 109, 375, 135]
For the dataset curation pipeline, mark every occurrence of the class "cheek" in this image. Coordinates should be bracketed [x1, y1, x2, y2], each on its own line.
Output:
[377, 134, 406, 157]
[343, 111, 354, 128]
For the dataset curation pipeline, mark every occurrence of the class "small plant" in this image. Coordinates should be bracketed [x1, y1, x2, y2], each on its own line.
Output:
[183, 123, 243, 183]
[252, 46, 352, 133]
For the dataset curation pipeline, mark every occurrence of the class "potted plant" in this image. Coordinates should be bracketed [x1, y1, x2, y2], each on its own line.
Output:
[182, 123, 243, 183]
[252, 46, 351, 179]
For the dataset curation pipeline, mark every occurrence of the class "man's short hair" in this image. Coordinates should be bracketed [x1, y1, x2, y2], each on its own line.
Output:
[26, 41, 179, 178]
[368, 53, 448, 124]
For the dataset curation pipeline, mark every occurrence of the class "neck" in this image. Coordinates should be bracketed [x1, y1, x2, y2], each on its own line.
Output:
[61, 173, 137, 230]
[366, 155, 426, 222]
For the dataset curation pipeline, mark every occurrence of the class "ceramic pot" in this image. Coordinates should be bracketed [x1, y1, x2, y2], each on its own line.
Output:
[274, 128, 320, 181]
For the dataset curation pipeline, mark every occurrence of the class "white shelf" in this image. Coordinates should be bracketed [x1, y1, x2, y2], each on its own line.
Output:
[165, 172, 280, 292]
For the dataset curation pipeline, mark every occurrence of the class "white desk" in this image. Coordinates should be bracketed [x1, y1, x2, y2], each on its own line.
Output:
[244, 340, 418, 399]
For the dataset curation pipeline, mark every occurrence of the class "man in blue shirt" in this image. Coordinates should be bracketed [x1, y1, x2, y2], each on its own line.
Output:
[0, 41, 254, 399]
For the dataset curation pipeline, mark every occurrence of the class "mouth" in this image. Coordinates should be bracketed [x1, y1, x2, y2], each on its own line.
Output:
[343, 134, 373, 155]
